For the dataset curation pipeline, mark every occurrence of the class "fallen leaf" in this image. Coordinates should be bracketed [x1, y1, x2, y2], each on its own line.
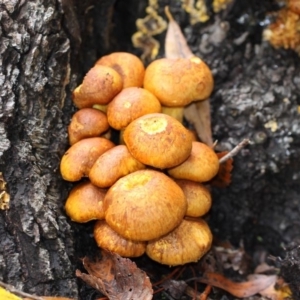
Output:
[76, 251, 153, 300]
[164, 6, 194, 59]
[209, 151, 233, 187]
[259, 279, 292, 300]
[184, 101, 214, 147]
[196, 272, 277, 298]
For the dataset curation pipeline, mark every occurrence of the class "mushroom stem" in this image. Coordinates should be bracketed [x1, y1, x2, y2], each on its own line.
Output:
[93, 104, 108, 113]
[161, 106, 184, 123]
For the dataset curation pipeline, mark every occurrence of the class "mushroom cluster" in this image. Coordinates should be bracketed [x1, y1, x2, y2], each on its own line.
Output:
[60, 52, 218, 266]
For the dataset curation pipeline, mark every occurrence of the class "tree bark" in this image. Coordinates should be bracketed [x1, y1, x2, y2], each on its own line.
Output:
[1, 0, 76, 297]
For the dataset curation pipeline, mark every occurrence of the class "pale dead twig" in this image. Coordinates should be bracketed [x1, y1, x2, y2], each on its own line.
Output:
[219, 139, 251, 164]
[0, 280, 44, 300]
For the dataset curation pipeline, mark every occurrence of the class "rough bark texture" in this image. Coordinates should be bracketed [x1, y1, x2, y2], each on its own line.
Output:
[0, 0, 77, 297]
[1, 0, 300, 299]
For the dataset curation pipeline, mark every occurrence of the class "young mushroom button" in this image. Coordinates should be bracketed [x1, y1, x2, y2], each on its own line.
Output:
[103, 169, 187, 241]
[123, 113, 193, 169]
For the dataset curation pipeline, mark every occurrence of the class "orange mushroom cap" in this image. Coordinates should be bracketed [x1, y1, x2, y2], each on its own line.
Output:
[146, 219, 213, 266]
[72, 65, 123, 108]
[95, 52, 145, 88]
[107, 87, 161, 130]
[104, 169, 187, 241]
[94, 220, 146, 257]
[123, 113, 193, 169]
[68, 108, 109, 145]
[168, 141, 219, 182]
[143, 57, 214, 107]
[65, 181, 106, 223]
[89, 145, 146, 188]
[174, 179, 212, 217]
[60, 137, 115, 181]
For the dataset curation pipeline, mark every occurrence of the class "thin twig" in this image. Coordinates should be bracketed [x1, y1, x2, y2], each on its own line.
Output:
[219, 139, 250, 164]
[0, 280, 44, 300]
[152, 267, 182, 287]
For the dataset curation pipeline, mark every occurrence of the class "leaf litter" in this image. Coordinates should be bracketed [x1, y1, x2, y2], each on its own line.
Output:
[76, 251, 153, 300]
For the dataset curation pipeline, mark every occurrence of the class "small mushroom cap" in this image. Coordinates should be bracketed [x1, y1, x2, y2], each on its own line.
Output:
[174, 179, 212, 217]
[146, 219, 213, 266]
[96, 52, 145, 88]
[143, 57, 214, 107]
[60, 137, 115, 182]
[123, 113, 193, 169]
[104, 169, 187, 241]
[107, 87, 161, 130]
[89, 145, 146, 188]
[168, 141, 219, 182]
[65, 182, 106, 223]
[94, 220, 146, 257]
[68, 108, 109, 145]
[72, 65, 123, 108]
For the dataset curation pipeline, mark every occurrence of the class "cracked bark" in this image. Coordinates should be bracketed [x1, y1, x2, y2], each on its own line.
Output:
[0, 0, 77, 297]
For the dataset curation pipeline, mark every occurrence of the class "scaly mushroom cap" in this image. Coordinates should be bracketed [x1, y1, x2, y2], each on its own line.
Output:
[72, 65, 123, 108]
[104, 169, 187, 241]
[123, 113, 193, 169]
[146, 219, 213, 266]
[89, 145, 146, 188]
[168, 141, 219, 182]
[143, 57, 214, 107]
[68, 108, 109, 145]
[60, 137, 115, 181]
[174, 179, 212, 217]
[96, 52, 145, 88]
[94, 220, 146, 257]
[65, 182, 106, 223]
[107, 87, 161, 130]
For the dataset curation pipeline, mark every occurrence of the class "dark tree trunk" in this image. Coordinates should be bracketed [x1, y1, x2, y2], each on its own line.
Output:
[1, 0, 300, 299]
[1, 0, 77, 297]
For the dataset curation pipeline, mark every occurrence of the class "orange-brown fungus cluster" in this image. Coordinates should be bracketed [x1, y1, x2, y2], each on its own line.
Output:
[61, 51, 216, 266]
[264, 0, 300, 54]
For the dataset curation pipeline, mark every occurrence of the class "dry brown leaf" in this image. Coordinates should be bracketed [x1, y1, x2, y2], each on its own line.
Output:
[76, 251, 153, 300]
[164, 6, 194, 59]
[164, 7, 214, 146]
[259, 281, 292, 300]
[197, 272, 277, 298]
[183, 102, 214, 147]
